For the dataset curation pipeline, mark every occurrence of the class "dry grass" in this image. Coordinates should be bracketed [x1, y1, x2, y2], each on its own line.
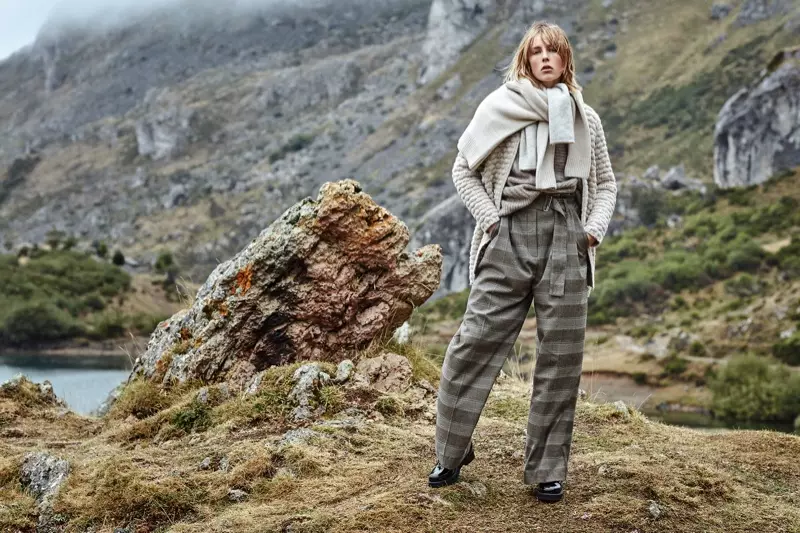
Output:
[1, 366, 798, 533]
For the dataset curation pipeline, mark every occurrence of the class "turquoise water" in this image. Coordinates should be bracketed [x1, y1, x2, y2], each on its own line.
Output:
[0, 353, 132, 415]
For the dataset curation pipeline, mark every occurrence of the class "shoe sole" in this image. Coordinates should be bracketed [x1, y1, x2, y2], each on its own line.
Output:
[534, 489, 564, 502]
[428, 446, 475, 488]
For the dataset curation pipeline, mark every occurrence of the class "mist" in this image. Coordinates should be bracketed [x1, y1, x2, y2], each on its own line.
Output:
[0, 0, 334, 60]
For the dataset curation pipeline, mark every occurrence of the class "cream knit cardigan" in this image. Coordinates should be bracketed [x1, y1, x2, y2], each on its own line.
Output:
[452, 104, 617, 292]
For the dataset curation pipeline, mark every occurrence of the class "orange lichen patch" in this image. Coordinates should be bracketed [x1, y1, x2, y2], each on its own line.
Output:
[219, 301, 229, 317]
[153, 352, 174, 382]
[179, 328, 192, 341]
[232, 264, 254, 295]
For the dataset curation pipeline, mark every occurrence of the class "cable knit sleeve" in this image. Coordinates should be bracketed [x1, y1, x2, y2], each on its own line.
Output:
[452, 150, 500, 233]
[584, 112, 617, 245]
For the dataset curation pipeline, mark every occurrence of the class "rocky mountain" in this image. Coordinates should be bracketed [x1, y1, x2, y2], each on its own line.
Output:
[0, 0, 797, 297]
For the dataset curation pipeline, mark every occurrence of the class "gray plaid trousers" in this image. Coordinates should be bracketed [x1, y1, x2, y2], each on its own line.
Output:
[435, 194, 589, 485]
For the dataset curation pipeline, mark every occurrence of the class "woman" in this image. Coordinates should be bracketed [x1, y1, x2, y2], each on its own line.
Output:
[428, 21, 617, 502]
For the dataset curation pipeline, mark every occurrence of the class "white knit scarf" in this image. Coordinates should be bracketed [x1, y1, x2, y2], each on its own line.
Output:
[457, 78, 592, 189]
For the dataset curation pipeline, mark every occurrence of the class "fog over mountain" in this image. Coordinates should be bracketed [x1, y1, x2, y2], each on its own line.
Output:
[0, 0, 345, 59]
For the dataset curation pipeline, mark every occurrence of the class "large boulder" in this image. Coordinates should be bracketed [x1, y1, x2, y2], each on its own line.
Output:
[130, 180, 442, 389]
[714, 47, 800, 188]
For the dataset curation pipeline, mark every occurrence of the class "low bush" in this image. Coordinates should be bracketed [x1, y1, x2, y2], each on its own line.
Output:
[709, 354, 800, 422]
[772, 334, 800, 366]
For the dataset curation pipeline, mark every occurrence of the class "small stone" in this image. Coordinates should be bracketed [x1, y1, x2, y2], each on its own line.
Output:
[392, 321, 412, 344]
[198, 457, 212, 470]
[279, 428, 319, 447]
[245, 371, 266, 396]
[20, 452, 70, 513]
[613, 400, 632, 420]
[465, 481, 487, 498]
[710, 3, 732, 20]
[228, 488, 249, 502]
[334, 359, 355, 383]
[648, 500, 662, 519]
[219, 457, 230, 473]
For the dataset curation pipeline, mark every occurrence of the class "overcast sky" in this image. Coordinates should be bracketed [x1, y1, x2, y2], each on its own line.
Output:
[0, 0, 318, 61]
[0, 0, 191, 60]
[0, 0, 61, 60]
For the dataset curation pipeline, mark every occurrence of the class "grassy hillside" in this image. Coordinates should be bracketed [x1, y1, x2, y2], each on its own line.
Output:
[1, 355, 799, 533]
[0, 248, 184, 350]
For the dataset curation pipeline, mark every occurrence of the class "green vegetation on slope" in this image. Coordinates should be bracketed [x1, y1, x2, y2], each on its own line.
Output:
[0, 249, 168, 348]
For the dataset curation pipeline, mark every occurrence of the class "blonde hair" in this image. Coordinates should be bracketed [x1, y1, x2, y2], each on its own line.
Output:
[504, 21, 582, 93]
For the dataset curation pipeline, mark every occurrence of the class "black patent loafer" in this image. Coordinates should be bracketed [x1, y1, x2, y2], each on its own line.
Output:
[428, 443, 475, 488]
[534, 481, 564, 502]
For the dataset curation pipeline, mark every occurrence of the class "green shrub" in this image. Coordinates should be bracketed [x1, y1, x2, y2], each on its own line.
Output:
[709, 354, 800, 422]
[0, 302, 83, 347]
[725, 241, 765, 272]
[661, 354, 689, 377]
[772, 334, 800, 366]
[723, 273, 764, 297]
[87, 311, 128, 340]
[689, 341, 707, 357]
[171, 400, 211, 433]
[112, 250, 126, 266]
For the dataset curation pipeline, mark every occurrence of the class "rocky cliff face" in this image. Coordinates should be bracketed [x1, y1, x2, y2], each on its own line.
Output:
[714, 47, 800, 188]
[0, 0, 796, 299]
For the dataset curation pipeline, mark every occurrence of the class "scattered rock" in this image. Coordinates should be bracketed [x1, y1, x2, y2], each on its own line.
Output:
[219, 457, 231, 473]
[135, 88, 195, 160]
[289, 364, 330, 422]
[392, 321, 412, 345]
[612, 400, 632, 420]
[734, 0, 791, 26]
[198, 457, 213, 470]
[355, 351, 413, 393]
[780, 328, 796, 340]
[227, 488, 249, 502]
[279, 428, 321, 446]
[642, 165, 660, 182]
[196, 384, 231, 406]
[20, 451, 70, 531]
[666, 214, 683, 228]
[649, 500, 662, 519]
[710, 3, 732, 20]
[333, 359, 355, 384]
[464, 481, 488, 498]
[245, 371, 266, 397]
[661, 164, 706, 193]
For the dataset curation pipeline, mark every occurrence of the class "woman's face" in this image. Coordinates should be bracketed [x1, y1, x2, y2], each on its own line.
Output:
[528, 34, 565, 88]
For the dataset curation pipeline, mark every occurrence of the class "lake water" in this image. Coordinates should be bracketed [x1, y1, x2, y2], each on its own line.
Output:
[0, 353, 132, 415]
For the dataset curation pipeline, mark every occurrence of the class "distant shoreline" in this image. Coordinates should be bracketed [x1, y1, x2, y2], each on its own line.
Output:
[0, 336, 148, 360]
